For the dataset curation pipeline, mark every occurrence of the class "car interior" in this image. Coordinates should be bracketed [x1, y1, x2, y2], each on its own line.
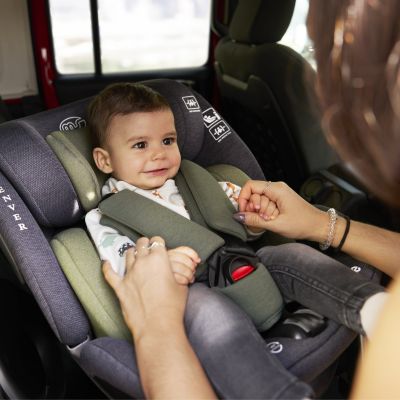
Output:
[0, 0, 397, 398]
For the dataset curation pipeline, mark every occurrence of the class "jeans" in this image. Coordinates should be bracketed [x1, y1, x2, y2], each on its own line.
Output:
[185, 283, 313, 399]
[257, 242, 385, 335]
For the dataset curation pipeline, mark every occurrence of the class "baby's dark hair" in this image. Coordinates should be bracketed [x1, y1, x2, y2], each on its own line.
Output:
[87, 82, 170, 147]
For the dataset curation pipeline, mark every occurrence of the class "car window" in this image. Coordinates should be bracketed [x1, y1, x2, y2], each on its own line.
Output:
[48, 0, 212, 75]
[279, 0, 315, 68]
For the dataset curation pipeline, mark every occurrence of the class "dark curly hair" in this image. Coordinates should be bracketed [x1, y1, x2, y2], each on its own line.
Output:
[87, 82, 170, 147]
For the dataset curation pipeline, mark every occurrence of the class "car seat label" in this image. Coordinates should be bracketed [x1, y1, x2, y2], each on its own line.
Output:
[202, 107, 231, 142]
[266, 341, 283, 354]
[182, 96, 200, 112]
[0, 186, 28, 231]
[59, 116, 87, 131]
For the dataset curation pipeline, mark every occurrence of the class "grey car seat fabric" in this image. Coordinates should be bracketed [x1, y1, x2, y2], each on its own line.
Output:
[214, 0, 337, 190]
[0, 78, 369, 397]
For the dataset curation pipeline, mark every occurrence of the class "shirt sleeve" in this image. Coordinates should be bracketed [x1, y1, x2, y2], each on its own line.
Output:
[85, 208, 135, 276]
[218, 181, 264, 239]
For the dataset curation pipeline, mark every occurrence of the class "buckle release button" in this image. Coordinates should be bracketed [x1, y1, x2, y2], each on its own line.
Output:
[231, 265, 255, 281]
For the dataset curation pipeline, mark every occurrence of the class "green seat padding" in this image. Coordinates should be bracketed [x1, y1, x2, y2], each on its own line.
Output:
[206, 164, 250, 188]
[46, 127, 107, 211]
[51, 227, 131, 341]
[216, 264, 283, 331]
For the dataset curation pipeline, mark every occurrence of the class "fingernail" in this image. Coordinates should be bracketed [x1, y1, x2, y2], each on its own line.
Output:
[233, 213, 246, 224]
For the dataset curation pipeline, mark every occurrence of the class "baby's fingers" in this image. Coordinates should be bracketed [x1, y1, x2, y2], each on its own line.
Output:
[258, 195, 270, 218]
[171, 262, 195, 285]
[271, 207, 280, 220]
[265, 200, 278, 220]
[249, 194, 261, 211]
[170, 246, 201, 264]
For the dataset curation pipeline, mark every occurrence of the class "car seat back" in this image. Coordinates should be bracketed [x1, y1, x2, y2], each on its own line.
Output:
[214, 0, 337, 190]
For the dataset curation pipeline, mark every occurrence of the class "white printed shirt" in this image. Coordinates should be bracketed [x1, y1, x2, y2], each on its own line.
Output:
[85, 177, 259, 276]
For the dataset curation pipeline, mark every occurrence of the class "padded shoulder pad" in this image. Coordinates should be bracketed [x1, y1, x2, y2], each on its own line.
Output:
[207, 164, 250, 187]
[51, 228, 131, 340]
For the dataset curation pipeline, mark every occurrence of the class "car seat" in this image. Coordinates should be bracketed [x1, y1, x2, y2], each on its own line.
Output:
[0, 79, 379, 398]
[214, 0, 337, 191]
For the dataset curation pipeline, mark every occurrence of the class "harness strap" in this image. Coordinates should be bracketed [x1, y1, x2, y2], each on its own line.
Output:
[179, 160, 248, 241]
[99, 189, 224, 263]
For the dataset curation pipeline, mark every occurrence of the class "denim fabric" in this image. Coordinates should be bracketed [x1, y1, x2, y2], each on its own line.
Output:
[185, 283, 313, 399]
[257, 243, 385, 335]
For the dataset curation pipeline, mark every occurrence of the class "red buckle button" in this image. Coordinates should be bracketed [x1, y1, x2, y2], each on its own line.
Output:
[231, 265, 255, 282]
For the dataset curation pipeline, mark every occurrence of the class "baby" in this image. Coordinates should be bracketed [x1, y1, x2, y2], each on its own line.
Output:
[85, 82, 277, 281]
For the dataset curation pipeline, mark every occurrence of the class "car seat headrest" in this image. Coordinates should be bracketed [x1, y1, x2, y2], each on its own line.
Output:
[0, 98, 91, 227]
[0, 79, 264, 226]
[229, 0, 295, 44]
[46, 127, 107, 211]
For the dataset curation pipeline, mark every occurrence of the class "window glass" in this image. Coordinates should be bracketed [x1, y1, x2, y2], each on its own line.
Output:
[279, 0, 315, 68]
[98, 0, 212, 73]
[49, 0, 94, 74]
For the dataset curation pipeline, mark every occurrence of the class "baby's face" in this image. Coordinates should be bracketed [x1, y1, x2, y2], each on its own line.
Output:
[103, 109, 181, 189]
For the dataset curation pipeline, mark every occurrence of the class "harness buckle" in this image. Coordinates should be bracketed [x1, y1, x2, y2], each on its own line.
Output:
[208, 243, 259, 288]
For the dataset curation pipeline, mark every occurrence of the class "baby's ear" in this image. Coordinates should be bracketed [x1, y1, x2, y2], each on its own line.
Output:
[93, 147, 113, 174]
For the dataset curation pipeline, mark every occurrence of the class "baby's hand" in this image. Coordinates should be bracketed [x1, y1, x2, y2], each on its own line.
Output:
[167, 246, 201, 286]
[245, 193, 280, 221]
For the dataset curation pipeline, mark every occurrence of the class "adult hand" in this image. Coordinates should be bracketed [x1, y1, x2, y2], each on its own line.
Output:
[103, 236, 188, 340]
[236, 180, 327, 241]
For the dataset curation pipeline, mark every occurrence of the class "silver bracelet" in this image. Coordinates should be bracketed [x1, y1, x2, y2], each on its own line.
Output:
[319, 208, 338, 251]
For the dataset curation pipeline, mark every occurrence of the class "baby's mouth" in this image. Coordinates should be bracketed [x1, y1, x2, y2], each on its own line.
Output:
[144, 168, 168, 176]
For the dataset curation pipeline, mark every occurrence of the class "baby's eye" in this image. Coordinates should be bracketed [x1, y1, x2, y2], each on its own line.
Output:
[163, 137, 176, 145]
[132, 141, 147, 149]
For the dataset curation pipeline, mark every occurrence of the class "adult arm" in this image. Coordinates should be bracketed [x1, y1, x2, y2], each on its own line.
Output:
[237, 180, 400, 277]
[103, 236, 216, 400]
[351, 272, 400, 399]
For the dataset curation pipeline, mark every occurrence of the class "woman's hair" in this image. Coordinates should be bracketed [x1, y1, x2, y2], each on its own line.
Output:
[87, 82, 170, 147]
[307, 0, 400, 206]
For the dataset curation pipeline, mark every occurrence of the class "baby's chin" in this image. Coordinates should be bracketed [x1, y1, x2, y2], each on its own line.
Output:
[141, 177, 171, 190]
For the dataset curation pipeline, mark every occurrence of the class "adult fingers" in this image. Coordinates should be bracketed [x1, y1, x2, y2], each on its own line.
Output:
[102, 260, 122, 292]
[261, 181, 291, 204]
[135, 237, 150, 257]
[249, 193, 261, 211]
[265, 200, 277, 220]
[258, 195, 270, 218]
[271, 208, 280, 219]
[148, 236, 166, 253]
[233, 211, 270, 230]
[125, 247, 136, 273]
[238, 180, 267, 211]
